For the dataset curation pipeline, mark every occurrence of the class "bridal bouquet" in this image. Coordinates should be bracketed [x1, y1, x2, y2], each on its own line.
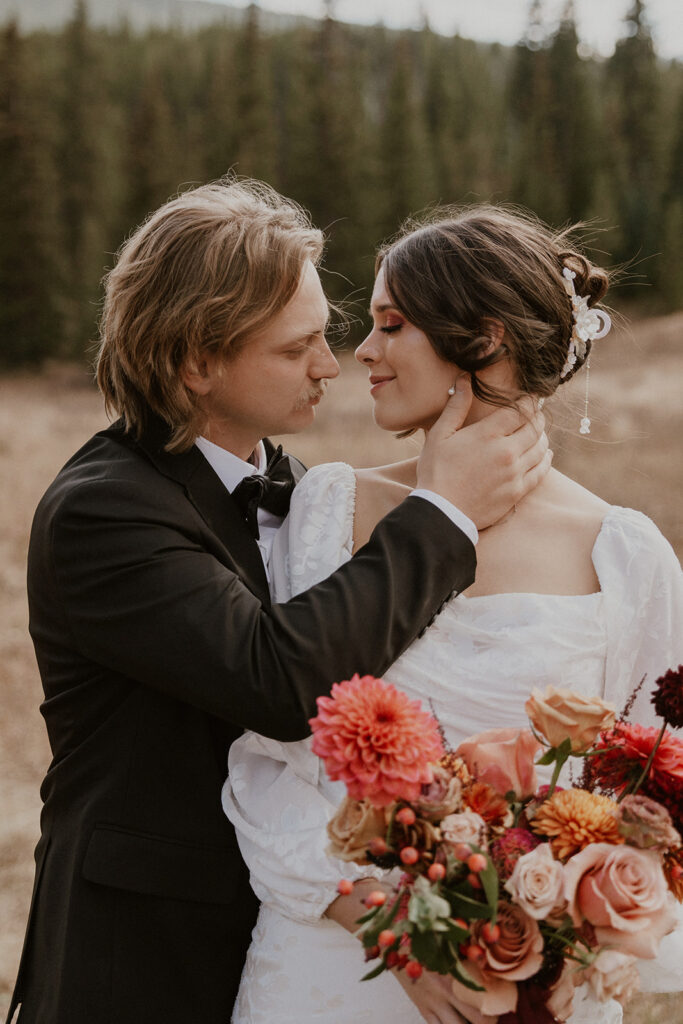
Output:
[309, 668, 683, 1024]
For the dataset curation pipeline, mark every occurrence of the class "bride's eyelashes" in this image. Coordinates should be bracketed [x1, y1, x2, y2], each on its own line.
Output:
[379, 315, 406, 335]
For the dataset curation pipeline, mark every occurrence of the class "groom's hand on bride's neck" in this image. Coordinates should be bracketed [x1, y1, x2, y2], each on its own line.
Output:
[417, 380, 551, 531]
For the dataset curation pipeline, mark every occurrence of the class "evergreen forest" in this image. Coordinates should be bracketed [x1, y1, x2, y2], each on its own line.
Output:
[1, 0, 682, 366]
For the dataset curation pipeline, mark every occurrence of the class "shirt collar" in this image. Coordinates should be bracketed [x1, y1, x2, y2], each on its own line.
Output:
[194, 436, 267, 494]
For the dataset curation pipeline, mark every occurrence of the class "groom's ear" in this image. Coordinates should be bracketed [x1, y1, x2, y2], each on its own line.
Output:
[182, 354, 215, 396]
[478, 317, 506, 358]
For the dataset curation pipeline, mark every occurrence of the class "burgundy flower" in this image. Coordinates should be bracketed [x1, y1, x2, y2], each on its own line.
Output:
[651, 666, 683, 729]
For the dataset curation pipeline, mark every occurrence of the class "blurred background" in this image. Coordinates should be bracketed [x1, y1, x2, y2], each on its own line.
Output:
[0, 0, 681, 1020]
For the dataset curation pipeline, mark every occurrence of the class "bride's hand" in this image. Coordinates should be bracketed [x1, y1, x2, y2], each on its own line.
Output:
[326, 881, 496, 1024]
[393, 967, 497, 1024]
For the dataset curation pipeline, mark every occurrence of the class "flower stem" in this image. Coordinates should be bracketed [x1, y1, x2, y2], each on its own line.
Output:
[618, 720, 667, 803]
[546, 750, 568, 799]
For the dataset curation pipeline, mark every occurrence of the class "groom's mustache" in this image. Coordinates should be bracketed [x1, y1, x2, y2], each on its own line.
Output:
[295, 381, 328, 409]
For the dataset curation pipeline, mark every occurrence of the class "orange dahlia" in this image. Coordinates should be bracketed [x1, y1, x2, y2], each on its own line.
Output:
[531, 788, 623, 861]
[309, 675, 444, 807]
[462, 781, 512, 827]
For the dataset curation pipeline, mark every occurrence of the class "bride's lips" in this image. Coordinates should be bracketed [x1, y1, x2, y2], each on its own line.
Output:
[369, 375, 395, 396]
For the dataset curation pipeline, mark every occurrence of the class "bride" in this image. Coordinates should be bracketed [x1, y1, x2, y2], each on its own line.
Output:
[222, 206, 683, 1024]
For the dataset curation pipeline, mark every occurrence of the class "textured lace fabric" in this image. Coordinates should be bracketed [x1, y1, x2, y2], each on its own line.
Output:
[223, 463, 683, 1024]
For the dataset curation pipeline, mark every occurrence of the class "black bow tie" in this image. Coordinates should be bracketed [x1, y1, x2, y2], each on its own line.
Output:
[231, 445, 297, 539]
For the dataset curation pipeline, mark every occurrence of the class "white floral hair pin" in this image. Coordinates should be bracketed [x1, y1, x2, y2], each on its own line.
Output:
[560, 266, 612, 435]
[559, 267, 611, 380]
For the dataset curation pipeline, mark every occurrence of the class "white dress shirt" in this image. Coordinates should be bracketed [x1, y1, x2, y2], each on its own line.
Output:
[194, 436, 478, 597]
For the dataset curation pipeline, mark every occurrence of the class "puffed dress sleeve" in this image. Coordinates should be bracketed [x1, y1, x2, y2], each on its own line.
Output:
[593, 507, 683, 993]
[222, 463, 385, 923]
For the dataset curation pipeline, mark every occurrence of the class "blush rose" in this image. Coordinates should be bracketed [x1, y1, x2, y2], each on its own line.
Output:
[455, 728, 542, 800]
[564, 842, 678, 958]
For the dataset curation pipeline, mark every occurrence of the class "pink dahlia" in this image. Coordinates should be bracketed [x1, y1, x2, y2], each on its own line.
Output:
[309, 675, 444, 807]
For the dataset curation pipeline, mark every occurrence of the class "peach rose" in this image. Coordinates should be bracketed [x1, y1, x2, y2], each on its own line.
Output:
[440, 810, 487, 849]
[564, 842, 678, 958]
[545, 961, 577, 1022]
[326, 796, 387, 863]
[585, 950, 641, 1005]
[505, 843, 567, 921]
[450, 901, 544, 1016]
[525, 686, 616, 753]
[455, 728, 542, 800]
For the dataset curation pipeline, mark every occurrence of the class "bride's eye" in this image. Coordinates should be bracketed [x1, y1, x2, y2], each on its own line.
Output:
[380, 315, 405, 335]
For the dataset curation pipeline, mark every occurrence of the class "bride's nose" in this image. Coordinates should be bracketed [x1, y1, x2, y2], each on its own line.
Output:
[355, 332, 380, 364]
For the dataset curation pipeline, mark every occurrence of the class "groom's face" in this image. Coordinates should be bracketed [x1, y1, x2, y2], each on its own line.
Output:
[187, 260, 339, 458]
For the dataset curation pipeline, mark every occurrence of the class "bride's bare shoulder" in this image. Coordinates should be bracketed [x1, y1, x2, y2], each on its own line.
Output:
[352, 459, 418, 552]
[536, 470, 610, 528]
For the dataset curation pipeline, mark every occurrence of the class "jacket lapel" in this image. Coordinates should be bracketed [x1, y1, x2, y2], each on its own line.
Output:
[117, 416, 273, 607]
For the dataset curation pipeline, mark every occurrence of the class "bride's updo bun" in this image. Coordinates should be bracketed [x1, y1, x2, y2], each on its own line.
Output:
[376, 205, 611, 403]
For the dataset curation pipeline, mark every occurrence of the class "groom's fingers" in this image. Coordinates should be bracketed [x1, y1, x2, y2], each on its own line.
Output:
[517, 428, 550, 475]
[429, 376, 474, 438]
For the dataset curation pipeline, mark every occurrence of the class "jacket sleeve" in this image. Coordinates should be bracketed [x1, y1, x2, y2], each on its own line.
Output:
[34, 479, 475, 742]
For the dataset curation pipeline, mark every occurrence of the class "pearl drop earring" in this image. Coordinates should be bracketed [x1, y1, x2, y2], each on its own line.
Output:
[448, 386, 456, 396]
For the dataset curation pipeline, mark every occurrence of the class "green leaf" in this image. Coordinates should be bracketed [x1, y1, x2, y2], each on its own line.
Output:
[479, 859, 499, 913]
[361, 960, 389, 981]
[536, 748, 558, 766]
[356, 906, 381, 926]
[450, 959, 486, 992]
[446, 892, 492, 920]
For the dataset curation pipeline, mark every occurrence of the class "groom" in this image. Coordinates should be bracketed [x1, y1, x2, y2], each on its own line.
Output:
[8, 179, 548, 1024]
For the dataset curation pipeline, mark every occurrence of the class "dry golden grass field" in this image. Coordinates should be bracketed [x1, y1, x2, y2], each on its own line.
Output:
[1, 312, 682, 1022]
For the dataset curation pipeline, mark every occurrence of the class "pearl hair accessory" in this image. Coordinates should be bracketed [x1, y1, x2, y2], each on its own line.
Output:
[560, 266, 612, 435]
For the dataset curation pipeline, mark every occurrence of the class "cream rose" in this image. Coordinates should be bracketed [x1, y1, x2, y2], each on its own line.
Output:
[505, 843, 567, 921]
[564, 842, 678, 958]
[326, 796, 387, 863]
[440, 810, 487, 849]
[586, 950, 641, 1005]
[525, 686, 616, 753]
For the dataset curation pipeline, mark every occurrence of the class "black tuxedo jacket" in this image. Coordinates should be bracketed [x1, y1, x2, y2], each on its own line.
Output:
[9, 414, 476, 1024]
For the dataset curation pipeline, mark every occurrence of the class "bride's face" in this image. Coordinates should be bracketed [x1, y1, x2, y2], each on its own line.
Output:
[355, 268, 460, 433]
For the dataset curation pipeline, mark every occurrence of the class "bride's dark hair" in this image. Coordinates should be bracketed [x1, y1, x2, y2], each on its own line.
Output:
[376, 205, 610, 408]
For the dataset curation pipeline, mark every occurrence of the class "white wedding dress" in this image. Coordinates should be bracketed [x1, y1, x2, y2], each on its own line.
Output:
[222, 463, 683, 1024]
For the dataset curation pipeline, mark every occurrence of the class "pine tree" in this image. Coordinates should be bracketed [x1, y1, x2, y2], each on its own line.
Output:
[57, 0, 111, 356]
[376, 35, 436, 241]
[508, 1, 557, 220]
[546, 2, 597, 222]
[0, 23, 60, 364]
[606, 0, 662, 276]
[125, 60, 179, 228]
[232, 4, 277, 182]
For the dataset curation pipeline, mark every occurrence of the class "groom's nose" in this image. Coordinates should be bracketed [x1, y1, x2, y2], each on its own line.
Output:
[311, 340, 340, 380]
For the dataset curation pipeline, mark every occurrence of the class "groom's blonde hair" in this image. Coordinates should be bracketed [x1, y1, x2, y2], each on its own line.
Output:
[97, 177, 324, 452]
